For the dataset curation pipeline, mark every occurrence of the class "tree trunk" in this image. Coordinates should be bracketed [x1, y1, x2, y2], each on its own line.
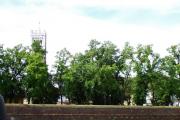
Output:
[60, 94, 63, 104]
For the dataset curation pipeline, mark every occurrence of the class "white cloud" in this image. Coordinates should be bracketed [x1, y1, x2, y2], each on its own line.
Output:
[61, 0, 180, 13]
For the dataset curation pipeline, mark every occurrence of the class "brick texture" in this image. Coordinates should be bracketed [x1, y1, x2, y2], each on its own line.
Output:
[5, 105, 180, 120]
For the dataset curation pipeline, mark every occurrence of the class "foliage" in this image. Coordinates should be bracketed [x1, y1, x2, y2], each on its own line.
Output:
[0, 45, 28, 103]
[25, 40, 58, 104]
[0, 39, 179, 105]
[52, 48, 72, 104]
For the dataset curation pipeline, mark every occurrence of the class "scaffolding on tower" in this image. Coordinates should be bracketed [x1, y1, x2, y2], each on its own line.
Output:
[31, 27, 47, 64]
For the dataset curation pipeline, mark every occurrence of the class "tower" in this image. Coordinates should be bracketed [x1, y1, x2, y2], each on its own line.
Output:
[31, 27, 47, 64]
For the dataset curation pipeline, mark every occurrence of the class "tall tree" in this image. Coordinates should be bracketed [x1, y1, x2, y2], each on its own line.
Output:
[25, 40, 58, 104]
[53, 48, 71, 104]
[158, 44, 180, 105]
[0, 45, 28, 103]
[64, 53, 90, 104]
[132, 45, 161, 105]
[88, 40, 121, 105]
[116, 42, 134, 105]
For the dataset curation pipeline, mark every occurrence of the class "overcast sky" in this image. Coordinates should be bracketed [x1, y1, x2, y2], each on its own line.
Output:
[0, 0, 180, 68]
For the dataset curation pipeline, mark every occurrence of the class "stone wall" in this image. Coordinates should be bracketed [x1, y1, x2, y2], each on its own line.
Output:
[5, 104, 180, 120]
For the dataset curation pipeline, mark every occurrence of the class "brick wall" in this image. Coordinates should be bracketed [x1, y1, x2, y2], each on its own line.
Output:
[5, 104, 180, 120]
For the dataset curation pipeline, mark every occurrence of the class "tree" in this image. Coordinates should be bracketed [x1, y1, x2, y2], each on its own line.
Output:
[116, 42, 134, 105]
[53, 48, 72, 104]
[132, 45, 161, 105]
[87, 40, 121, 105]
[63, 53, 89, 104]
[63, 40, 122, 105]
[0, 47, 5, 96]
[157, 44, 180, 105]
[0, 45, 28, 103]
[150, 72, 172, 105]
[31, 40, 45, 55]
[167, 44, 180, 85]
[25, 40, 58, 104]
